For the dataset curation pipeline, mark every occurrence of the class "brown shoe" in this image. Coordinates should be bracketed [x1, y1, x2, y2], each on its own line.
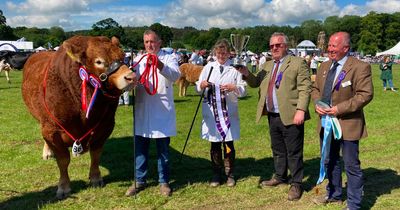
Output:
[160, 183, 172, 196]
[312, 195, 343, 205]
[260, 178, 287, 187]
[226, 176, 236, 187]
[125, 182, 146, 196]
[288, 185, 303, 201]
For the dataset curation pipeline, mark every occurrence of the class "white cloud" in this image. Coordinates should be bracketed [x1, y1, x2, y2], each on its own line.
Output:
[340, 0, 400, 17]
[3, 0, 400, 31]
[7, 0, 89, 14]
[257, 0, 339, 25]
[6, 0, 90, 30]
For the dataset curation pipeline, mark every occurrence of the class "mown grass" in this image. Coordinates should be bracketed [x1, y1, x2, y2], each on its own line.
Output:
[0, 64, 399, 210]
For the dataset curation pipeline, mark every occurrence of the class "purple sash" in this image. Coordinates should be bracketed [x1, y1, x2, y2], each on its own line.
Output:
[208, 83, 230, 141]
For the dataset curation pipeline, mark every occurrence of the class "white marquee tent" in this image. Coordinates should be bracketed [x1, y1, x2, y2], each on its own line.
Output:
[376, 41, 400, 56]
[297, 40, 316, 49]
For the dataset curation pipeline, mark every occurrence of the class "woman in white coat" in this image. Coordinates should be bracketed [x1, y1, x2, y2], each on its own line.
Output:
[197, 39, 246, 187]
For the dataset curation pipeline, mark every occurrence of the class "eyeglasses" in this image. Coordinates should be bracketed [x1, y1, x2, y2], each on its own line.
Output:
[269, 43, 285, 49]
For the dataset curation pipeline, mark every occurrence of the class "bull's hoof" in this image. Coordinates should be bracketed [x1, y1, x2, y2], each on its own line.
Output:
[90, 178, 104, 188]
[42, 151, 54, 160]
[56, 187, 71, 200]
[42, 144, 54, 160]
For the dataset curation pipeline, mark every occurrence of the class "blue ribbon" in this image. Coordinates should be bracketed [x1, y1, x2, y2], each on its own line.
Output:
[317, 115, 340, 185]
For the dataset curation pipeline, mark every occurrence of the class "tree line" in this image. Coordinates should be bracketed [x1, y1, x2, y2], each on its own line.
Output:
[1, 10, 399, 55]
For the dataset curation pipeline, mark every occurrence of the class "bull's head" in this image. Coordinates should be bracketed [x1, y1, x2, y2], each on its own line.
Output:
[62, 36, 136, 96]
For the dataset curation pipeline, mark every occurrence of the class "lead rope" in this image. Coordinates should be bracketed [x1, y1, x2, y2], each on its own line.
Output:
[130, 54, 159, 95]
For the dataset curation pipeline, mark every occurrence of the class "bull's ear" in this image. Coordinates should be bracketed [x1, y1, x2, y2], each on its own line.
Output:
[111, 36, 120, 46]
[63, 36, 88, 63]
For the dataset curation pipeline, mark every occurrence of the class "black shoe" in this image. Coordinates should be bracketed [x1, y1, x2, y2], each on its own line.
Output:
[288, 185, 303, 201]
[210, 174, 221, 187]
[125, 182, 146, 196]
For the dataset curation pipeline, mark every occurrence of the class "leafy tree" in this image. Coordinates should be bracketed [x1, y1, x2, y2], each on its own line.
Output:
[182, 30, 200, 48]
[300, 20, 323, 43]
[384, 22, 400, 49]
[48, 26, 65, 47]
[339, 15, 361, 50]
[149, 23, 173, 47]
[171, 41, 185, 49]
[246, 26, 269, 53]
[90, 18, 125, 40]
[0, 25, 16, 40]
[0, 9, 6, 25]
[357, 30, 379, 55]
[192, 32, 216, 50]
[359, 12, 383, 51]
[123, 27, 145, 50]
[323, 16, 341, 36]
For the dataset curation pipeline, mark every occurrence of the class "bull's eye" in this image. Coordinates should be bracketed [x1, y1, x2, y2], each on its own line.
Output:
[94, 58, 106, 69]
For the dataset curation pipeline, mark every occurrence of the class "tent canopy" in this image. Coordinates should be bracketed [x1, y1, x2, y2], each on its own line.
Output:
[297, 40, 316, 48]
[376, 41, 400, 56]
[35, 46, 46, 51]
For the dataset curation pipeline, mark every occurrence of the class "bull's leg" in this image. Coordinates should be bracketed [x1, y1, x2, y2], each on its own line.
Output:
[89, 148, 104, 188]
[183, 80, 190, 96]
[5, 70, 10, 84]
[54, 147, 71, 199]
[178, 80, 183, 97]
[42, 142, 54, 160]
[43, 129, 71, 199]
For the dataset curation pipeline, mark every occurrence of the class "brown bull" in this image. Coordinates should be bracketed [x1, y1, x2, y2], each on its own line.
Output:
[21, 36, 136, 199]
[176, 63, 203, 97]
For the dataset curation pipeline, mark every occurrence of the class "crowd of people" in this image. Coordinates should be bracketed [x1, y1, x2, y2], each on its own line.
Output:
[119, 29, 391, 210]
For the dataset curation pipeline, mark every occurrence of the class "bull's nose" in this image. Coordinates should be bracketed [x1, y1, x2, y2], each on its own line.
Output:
[124, 73, 137, 83]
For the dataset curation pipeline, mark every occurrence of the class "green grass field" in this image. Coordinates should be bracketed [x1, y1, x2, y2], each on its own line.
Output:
[0, 64, 399, 210]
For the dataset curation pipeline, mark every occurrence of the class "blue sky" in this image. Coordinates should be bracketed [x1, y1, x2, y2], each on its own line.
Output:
[1, 0, 400, 31]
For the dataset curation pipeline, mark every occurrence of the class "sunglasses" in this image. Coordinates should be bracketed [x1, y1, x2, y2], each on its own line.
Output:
[269, 43, 286, 49]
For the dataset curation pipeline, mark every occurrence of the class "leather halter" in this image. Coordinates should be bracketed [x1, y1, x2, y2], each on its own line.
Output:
[99, 60, 123, 84]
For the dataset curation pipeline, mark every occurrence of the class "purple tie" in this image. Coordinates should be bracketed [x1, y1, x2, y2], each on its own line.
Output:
[267, 60, 280, 112]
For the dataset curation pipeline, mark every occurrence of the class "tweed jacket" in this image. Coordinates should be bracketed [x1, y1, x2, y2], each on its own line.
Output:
[245, 55, 311, 126]
[311, 56, 374, 140]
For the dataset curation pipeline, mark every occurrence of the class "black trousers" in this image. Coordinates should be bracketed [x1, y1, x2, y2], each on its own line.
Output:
[268, 113, 304, 185]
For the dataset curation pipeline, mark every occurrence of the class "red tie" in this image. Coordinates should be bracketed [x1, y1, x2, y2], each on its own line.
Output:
[267, 60, 280, 112]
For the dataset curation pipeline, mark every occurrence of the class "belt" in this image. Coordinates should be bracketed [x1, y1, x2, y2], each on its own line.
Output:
[268, 112, 280, 117]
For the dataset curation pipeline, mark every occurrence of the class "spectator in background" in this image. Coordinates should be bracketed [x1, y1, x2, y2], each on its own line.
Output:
[189, 49, 200, 65]
[380, 55, 396, 91]
[310, 53, 319, 75]
[258, 53, 267, 70]
[250, 54, 258, 73]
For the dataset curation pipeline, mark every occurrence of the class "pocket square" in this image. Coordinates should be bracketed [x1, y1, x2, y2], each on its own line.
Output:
[341, 80, 351, 87]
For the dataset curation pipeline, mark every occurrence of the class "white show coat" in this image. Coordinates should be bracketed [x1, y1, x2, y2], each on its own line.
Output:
[196, 59, 247, 142]
[133, 50, 181, 138]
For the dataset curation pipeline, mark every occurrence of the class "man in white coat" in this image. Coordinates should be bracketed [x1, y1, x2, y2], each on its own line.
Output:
[197, 39, 247, 187]
[125, 30, 181, 197]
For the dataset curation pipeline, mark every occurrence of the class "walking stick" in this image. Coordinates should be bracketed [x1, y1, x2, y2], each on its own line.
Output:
[179, 66, 214, 163]
[130, 48, 137, 199]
